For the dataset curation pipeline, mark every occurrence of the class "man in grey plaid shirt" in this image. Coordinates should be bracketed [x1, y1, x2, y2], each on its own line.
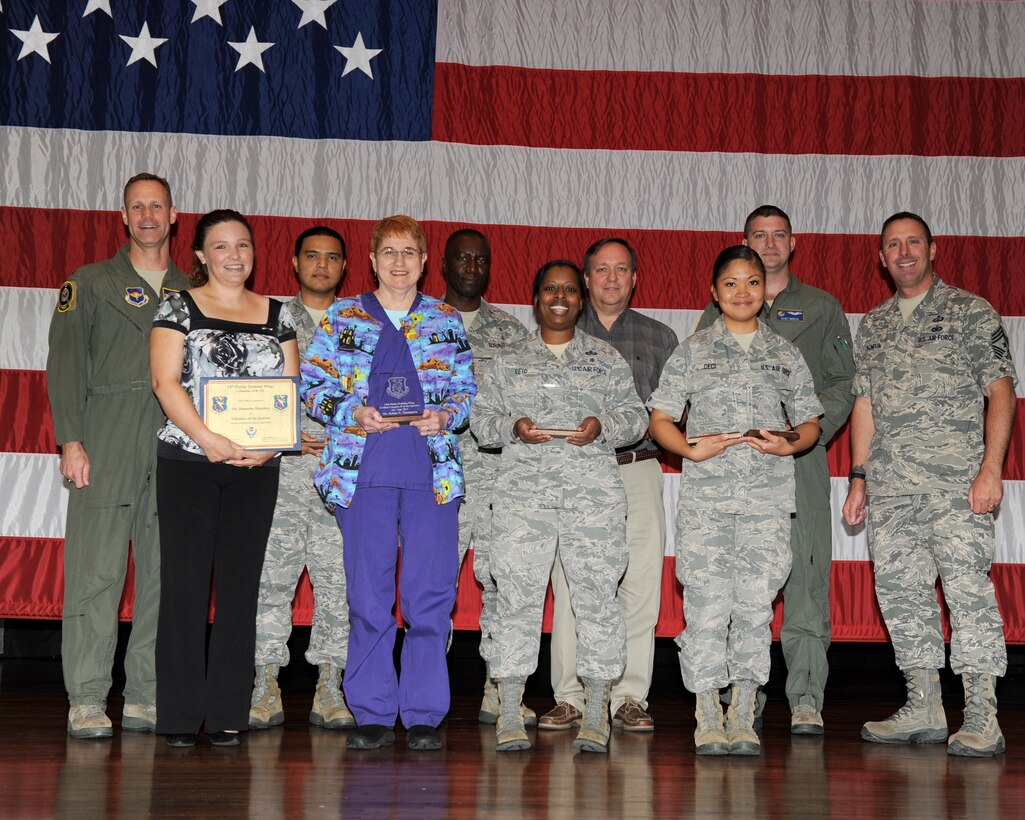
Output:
[539, 237, 678, 733]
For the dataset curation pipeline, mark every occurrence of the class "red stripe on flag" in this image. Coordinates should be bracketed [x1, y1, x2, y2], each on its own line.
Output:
[826, 405, 1025, 483]
[0, 370, 57, 454]
[5, 543, 1024, 644]
[433, 63, 1025, 157]
[4, 208, 1025, 316]
[8, 367, 1025, 478]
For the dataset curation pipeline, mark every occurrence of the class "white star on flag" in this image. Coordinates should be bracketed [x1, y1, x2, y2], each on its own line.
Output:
[190, 0, 230, 26]
[335, 32, 382, 79]
[11, 16, 61, 64]
[82, 0, 112, 17]
[291, 0, 338, 30]
[119, 22, 168, 68]
[228, 26, 274, 73]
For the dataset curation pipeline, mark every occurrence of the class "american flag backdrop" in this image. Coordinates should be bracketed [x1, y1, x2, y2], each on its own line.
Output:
[1, 0, 1024, 640]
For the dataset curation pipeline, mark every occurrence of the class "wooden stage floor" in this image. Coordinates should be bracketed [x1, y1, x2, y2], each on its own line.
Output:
[1, 650, 1023, 819]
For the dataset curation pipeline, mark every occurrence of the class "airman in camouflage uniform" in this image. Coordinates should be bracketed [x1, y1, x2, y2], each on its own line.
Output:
[251, 228, 352, 731]
[439, 230, 530, 724]
[648, 317, 822, 695]
[649, 246, 824, 756]
[844, 213, 1017, 758]
[473, 264, 648, 753]
[473, 329, 647, 676]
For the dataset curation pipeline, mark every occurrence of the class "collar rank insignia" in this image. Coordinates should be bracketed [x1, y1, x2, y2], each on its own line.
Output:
[125, 287, 149, 307]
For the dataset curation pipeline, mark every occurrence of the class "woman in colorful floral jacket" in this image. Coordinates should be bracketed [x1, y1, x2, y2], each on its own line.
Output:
[301, 215, 475, 752]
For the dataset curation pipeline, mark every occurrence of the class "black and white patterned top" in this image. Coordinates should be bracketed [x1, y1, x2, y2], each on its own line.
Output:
[154, 290, 297, 458]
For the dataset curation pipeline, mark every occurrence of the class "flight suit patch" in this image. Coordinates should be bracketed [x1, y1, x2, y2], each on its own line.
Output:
[56, 281, 76, 313]
[775, 309, 804, 321]
[125, 287, 149, 307]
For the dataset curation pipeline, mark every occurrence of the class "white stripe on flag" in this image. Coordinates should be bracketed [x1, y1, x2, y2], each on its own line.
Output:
[0, 452, 67, 540]
[7, 292, 1025, 397]
[438, 0, 1025, 79]
[3, 127, 1025, 237]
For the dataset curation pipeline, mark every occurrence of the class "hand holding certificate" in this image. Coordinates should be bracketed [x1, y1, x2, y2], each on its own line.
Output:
[200, 376, 301, 451]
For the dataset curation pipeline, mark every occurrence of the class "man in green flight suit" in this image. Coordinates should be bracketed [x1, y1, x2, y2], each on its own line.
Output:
[697, 205, 855, 734]
[47, 173, 190, 739]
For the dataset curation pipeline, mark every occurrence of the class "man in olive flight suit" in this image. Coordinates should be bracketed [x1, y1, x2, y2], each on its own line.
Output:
[697, 206, 855, 734]
[47, 173, 190, 739]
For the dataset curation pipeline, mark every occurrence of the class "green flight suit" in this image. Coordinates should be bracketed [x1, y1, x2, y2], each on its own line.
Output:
[698, 274, 854, 710]
[47, 244, 189, 707]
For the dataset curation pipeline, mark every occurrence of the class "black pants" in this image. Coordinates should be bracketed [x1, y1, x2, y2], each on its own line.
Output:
[155, 457, 279, 734]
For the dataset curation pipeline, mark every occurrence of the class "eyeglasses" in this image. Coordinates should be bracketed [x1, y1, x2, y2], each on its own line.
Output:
[376, 247, 421, 261]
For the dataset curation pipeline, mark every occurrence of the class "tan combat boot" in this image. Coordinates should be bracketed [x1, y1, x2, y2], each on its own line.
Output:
[310, 663, 355, 729]
[948, 673, 1005, 757]
[861, 668, 947, 744]
[249, 664, 284, 729]
[694, 690, 728, 756]
[725, 681, 761, 755]
[573, 678, 612, 753]
[495, 678, 530, 751]
[480, 676, 538, 726]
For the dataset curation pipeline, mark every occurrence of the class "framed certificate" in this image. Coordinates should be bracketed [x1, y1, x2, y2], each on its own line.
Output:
[200, 376, 302, 451]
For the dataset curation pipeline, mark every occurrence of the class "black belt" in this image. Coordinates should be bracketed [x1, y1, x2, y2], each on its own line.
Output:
[616, 449, 660, 466]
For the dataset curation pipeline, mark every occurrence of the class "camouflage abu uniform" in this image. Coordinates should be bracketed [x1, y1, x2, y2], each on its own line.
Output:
[254, 293, 348, 669]
[647, 318, 823, 693]
[455, 301, 529, 667]
[471, 330, 648, 681]
[854, 277, 1016, 675]
[698, 274, 854, 712]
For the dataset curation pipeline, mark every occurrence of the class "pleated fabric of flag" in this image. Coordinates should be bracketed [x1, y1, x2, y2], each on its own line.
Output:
[2, 0, 1024, 640]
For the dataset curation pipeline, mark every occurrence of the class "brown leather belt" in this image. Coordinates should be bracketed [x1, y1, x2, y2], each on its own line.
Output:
[616, 449, 660, 466]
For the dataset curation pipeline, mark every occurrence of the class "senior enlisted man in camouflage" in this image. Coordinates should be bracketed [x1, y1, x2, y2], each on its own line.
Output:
[844, 212, 1017, 758]
[250, 227, 353, 731]
[47, 173, 190, 739]
[439, 229, 531, 724]
[697, 206, 854, 734]
[472, 260, 649, 753]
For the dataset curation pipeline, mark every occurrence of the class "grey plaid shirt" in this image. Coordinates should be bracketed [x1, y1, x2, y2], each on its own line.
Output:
[579, 303, 678, 452]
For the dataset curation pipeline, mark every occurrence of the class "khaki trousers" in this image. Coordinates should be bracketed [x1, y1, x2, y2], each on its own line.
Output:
[549, 457, 665, 714]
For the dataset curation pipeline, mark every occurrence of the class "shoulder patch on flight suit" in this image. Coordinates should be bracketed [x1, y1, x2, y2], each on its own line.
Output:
[161, 286, 181, 301]
[125, 287, 149, 307]
[56, 281, 76, 313]
[775, 309, 804, 321]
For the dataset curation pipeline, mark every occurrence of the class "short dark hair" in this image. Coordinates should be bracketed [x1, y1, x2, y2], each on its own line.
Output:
[713, 245, 765, 286]
[294, 226, 346, 259]
[531, 259, 585, 302]
[880, 211, 933, 249]
[582, 237, 637, 275]
[190, 209, 253, 286]
[123, 172, 172, 206]
[444, 228, 489, 259]
[743, 205, 792, 237]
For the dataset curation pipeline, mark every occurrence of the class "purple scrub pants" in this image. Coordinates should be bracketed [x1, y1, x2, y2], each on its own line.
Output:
[335, 486, 459, 728]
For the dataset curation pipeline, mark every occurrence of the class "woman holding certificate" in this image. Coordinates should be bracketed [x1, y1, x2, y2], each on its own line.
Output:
[470, 260, 648, 754]
[150, 209, 299, 748]
[301, 215, 475, 752]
